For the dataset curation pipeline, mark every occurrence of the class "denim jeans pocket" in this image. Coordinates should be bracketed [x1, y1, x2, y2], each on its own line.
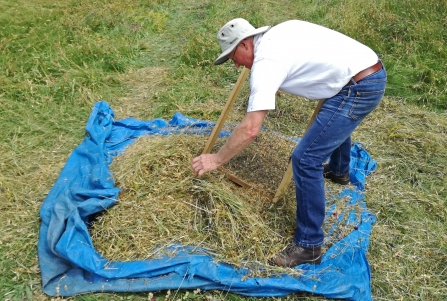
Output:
[349, 89, 385, 120]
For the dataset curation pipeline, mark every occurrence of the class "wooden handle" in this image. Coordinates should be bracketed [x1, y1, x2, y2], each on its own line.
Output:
[272, 99, 325, 203]
[202, 67, 250, 154]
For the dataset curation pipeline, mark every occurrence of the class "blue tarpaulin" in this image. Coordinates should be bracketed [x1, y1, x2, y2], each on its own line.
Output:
[38, 101, 377, 300]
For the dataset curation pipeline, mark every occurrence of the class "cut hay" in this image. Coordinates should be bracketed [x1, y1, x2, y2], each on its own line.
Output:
[217, 128, 298, 194]
[90, 127, 364, 276]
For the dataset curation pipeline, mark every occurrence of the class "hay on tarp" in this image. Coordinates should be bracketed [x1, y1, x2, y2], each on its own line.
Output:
[90, 128, 362, 276]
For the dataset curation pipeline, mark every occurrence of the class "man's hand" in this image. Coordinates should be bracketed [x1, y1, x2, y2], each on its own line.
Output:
[191, 153, 221, 177]
[191, 110, 268, 177]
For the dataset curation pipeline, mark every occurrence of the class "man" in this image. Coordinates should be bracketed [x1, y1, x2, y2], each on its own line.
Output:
[191, 18, 386, 267]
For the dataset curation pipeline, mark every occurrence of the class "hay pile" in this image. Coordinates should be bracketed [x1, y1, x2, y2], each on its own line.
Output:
[219, 128, 298, 193]
[90, 128, 363, 275]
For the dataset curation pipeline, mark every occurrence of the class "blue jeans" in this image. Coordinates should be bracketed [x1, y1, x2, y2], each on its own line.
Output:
[291, 64, 387, 248]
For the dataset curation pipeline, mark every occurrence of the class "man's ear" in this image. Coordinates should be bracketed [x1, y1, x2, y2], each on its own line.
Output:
[240, 37, 253, 50]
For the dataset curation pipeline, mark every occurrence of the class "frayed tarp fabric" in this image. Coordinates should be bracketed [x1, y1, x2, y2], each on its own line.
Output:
[38, 101, 377, 300]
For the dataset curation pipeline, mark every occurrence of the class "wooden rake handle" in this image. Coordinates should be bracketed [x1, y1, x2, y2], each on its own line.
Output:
[272, 99, 325, 203]
[200, 67, 252, 187]
[202, 67, 250, 154]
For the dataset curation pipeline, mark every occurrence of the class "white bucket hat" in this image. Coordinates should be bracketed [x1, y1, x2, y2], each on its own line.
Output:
[214, 18, 270, 65]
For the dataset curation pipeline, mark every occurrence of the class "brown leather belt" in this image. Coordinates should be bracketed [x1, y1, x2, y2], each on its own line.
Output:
[346, 61, 383, 86]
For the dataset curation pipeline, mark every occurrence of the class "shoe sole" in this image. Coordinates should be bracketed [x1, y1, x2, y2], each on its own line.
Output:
[328, 177, 349, 185]
[299, 255, 322, 265]
[323, 165, 350, 185]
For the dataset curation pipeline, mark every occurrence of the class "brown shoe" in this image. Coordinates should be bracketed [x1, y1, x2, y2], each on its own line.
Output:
[323, 164, 350, 185]
[268, 243, 322, 267]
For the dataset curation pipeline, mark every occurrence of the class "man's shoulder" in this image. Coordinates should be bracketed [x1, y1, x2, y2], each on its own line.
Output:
[263, 20, 316, 39]
[271, 20, 308, 30]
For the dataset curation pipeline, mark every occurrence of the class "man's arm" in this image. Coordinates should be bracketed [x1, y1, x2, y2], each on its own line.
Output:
[191, 110, 268, 177]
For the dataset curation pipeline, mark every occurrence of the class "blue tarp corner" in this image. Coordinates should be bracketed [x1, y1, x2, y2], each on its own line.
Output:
[38, 101, 377, 300]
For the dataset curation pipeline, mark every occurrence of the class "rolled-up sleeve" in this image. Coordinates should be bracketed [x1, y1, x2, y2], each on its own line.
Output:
[247, 59, 288, 112]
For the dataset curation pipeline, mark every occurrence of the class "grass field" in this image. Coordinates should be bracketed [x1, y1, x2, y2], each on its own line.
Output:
[1, 0, 446, 300]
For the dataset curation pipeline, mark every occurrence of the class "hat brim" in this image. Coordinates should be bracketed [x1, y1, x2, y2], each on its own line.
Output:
[214, 25, 271, 66]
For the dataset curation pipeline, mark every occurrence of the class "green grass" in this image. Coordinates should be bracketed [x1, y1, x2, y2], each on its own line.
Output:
[0, 0, 446, 300]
